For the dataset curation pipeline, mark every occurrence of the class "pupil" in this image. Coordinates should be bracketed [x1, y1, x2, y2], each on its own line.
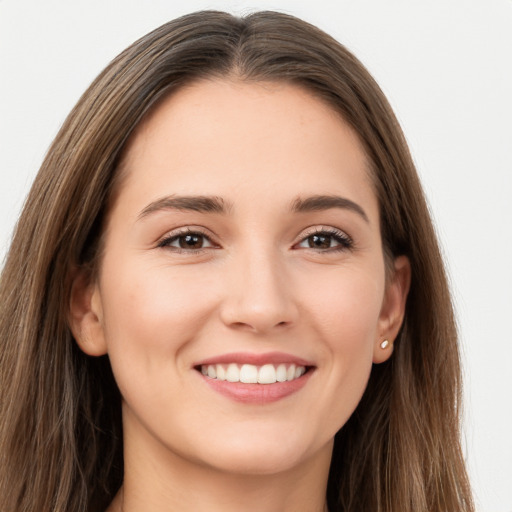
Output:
[180, 234, 203, 249]
[310, 234, 330, 248]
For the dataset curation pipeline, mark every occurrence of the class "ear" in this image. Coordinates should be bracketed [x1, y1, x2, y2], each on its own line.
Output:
[68, 267, 108, 356]
[373, 255, 411, 363]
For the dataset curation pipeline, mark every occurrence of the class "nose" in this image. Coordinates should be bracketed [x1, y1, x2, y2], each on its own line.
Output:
[219, 249, 299, 335]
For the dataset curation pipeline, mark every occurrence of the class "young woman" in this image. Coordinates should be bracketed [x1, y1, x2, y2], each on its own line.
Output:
[0, 10, 474, 512]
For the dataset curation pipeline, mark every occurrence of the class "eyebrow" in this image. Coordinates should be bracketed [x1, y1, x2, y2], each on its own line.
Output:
[291, 195, 369, 223]
[138, 195, 231, 219]
[138, 193, 369, 223]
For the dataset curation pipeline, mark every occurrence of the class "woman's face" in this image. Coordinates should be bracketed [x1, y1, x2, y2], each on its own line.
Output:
[72, 79, 409, 476]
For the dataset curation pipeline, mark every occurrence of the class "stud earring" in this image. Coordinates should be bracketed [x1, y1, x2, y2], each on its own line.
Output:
[380, 339, 390, 349]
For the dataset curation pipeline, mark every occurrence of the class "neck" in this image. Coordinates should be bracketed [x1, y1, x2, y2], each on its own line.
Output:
[107, 417, 332, 512]
[111, 471, 330, 512]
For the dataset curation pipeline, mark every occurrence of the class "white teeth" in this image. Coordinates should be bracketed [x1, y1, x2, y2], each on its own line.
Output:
[226, 363, 240, 382]
[240, 364, 258, 383]
[258, 364, 276, 384]
[216, 364, 226, 381]
[200, 363, 307, 384]
[276, 364, 287, 382]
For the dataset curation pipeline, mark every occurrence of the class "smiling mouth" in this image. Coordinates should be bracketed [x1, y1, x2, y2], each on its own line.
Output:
[196, 363, 311, 384]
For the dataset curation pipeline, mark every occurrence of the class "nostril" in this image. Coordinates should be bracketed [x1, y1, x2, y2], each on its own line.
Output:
[230, 321, 256, 331]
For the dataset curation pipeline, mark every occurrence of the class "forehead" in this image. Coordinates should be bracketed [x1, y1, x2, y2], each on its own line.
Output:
[116, 79, 378, 220]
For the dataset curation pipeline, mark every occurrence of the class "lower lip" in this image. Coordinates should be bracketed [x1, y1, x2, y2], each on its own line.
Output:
[199, 370, 313, 404]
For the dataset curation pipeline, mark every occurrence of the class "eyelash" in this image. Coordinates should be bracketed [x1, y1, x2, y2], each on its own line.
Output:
[296, 227, 354, 252]
[157, 228, 217, 253]
[156, 227, 354, 253]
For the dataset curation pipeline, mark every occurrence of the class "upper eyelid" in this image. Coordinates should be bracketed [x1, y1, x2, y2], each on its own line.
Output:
[292, 226, 355, 252]
[156, 227, 219, 249]
[159, 226, 216, 240]
[296, 225, 352, 241]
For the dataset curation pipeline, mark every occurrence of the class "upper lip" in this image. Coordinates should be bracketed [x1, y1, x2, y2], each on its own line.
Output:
[194, 351, 315, 367]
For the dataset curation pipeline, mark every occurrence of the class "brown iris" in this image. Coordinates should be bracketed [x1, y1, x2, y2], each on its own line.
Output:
[308, 234, 332, 249]
[179, 234, 204, 249]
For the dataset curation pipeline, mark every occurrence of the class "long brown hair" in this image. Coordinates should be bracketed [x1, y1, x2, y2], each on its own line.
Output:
[0, 10, 473, 512]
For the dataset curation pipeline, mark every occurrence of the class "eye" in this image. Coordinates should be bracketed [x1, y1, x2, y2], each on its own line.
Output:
[157, 229, 216, 251]
[296, 228, 353, 251]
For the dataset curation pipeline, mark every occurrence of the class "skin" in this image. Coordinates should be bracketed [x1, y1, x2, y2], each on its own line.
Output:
[70, 79, 410, 512]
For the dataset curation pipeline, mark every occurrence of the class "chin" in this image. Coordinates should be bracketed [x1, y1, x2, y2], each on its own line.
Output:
[189, 430, 329, 476]
[204, 449, 310, 476]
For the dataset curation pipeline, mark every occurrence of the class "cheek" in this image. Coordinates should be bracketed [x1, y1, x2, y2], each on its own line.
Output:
[96, 258, 223, 435]
[98, 257, 220, 373]
[300, 265, 384, 426]
[304, 264, 384, 345]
